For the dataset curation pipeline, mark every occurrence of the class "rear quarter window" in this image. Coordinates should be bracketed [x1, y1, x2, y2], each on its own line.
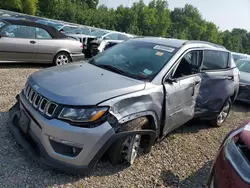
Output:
[202, 50, 229, 70]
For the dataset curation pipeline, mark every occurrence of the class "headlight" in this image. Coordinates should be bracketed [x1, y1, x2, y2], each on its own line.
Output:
[58, 107, 108, 123]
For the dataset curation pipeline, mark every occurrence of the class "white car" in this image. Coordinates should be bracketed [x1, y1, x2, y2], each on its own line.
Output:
[73, 29, 135, 57]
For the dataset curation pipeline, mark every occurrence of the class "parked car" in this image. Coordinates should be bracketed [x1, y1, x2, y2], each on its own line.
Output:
[9, 38, 239, 174]
[232, 52, 250, 62]
[235, 59, 250, 103]
[208, 120, 250, 188]
[0, 18, 85, 65]
[72, 29, 134, 57]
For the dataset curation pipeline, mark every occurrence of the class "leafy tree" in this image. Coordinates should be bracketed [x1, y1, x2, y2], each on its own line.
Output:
[0, 0, 22, 12]
[22, 0, 38, 15]
[0, 0, 249, 54]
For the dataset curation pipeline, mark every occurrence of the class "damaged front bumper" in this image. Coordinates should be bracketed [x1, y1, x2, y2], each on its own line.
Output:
[236, 84, 250, 103]
[8, 95, 156, 174]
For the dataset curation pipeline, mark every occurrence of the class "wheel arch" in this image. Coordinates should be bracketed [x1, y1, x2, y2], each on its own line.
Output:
[53, 50, 72, 63]
[117, 111, 160, 135]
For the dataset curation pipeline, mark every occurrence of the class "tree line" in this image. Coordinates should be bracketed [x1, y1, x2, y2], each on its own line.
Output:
[1, 0, 250, 54]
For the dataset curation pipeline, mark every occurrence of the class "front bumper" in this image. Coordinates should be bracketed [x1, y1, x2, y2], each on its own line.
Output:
[70, 53, 85, 62]
[9, 94, 156, 174]
[8, 93, 115, 174]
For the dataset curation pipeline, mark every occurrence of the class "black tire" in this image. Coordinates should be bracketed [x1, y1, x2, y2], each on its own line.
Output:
[210, 99, 231, 127]
[108, 117, 149, 165]
[53, 52, 71, 66]
[89, 44, 99, 58]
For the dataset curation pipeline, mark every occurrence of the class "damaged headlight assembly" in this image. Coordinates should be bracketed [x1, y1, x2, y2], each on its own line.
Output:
[58, 107, 109, 125]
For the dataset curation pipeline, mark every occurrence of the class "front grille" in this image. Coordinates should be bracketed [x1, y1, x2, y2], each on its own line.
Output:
[23, 83, 58, 117]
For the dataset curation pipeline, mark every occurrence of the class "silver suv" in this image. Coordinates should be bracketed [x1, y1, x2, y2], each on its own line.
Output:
[9, 37, 239, 174]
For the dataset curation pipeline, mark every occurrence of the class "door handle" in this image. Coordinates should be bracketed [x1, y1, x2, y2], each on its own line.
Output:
[225, 76, 234, 81]
[30, 41, 36, 44]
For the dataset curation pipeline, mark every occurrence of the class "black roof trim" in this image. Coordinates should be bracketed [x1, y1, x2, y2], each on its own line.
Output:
[184, 40, 226, 49]
[0, 18, 67, 39]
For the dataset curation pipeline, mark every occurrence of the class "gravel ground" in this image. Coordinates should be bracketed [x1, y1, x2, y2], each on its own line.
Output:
[0, 64, 249, 188]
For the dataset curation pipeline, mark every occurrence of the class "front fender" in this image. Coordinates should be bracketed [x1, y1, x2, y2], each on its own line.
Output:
[118, 111, 159, 129]
[98, 84, 164, 134]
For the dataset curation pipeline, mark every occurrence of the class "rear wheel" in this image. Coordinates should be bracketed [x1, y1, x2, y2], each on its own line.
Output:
[108, 117, 149, 165]
[53, 52, 71, 66]
[210, 99, 231, 127]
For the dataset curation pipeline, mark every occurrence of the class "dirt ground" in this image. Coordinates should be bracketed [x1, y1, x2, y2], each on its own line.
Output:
[0, 64, 249, 188]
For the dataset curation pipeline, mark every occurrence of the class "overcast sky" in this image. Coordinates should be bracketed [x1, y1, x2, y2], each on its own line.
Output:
[98, 0, 250, 31]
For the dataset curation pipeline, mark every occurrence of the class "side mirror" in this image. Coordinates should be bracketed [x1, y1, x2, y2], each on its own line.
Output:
[0, 31, 7, 38]
[165, 77, 177, 83]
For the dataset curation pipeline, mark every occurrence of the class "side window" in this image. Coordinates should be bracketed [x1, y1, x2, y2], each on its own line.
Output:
[106, 33, 118, 40]
[36, 28, 52, 39]
[173, 51, 202, 79]
[118, 34, 129, 40]
[2, 25, 36, 38]
[202, 50, 229, 70]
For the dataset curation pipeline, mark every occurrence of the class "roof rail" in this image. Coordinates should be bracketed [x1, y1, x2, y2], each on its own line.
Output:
[184, 40, 226, 49]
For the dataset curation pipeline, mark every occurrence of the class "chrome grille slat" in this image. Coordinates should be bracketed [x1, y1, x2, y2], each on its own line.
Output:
[26, 86, 31, 99]
[46, 102, 58, 117]
[23, 83, 58, 117]
[28, 90, 34, 103]
[39, 98, 48, 113]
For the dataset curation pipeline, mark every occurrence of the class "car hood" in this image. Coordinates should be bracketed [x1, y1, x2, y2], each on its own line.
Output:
[28, 63, 145, 105]
[240, 71, 250, 84]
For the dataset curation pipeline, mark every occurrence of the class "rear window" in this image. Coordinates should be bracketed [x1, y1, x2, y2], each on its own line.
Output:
[202, 50, 229, 70]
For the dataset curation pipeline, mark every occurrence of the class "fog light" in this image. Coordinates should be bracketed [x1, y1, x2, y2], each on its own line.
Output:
[49, 136, 83, 148]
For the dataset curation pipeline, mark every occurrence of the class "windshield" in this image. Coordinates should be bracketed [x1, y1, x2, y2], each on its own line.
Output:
[0, 21, 6, 29]
[89, 40, 177, 81]
[236, 59, 250, 73]
[69, 27, 91, 35]
[233, 54, 249, 62]
[44, 22, 63, 30]
[60, 26, 77, 32]
[90, 30, 108, 37]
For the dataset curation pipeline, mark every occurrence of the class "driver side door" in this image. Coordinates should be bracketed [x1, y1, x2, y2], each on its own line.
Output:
[163, 50, 203, 134]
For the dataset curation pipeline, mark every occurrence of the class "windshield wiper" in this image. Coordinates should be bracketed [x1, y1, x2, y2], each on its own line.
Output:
[97, 64, 125, 75]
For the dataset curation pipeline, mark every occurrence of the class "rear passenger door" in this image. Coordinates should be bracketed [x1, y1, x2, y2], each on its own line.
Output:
[35, 27, 55, 63]
[200, 50, 235, 98]
[194, 50, 237, 117]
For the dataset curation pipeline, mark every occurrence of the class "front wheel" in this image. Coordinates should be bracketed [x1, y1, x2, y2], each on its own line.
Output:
[210, 99, 231, 127]
[108, 117, 149, 165]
